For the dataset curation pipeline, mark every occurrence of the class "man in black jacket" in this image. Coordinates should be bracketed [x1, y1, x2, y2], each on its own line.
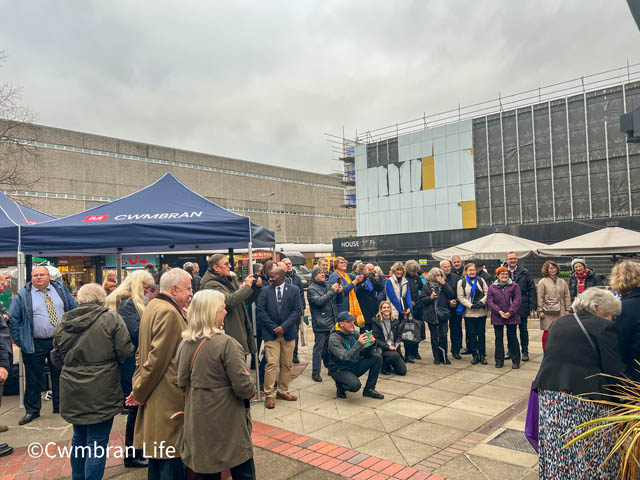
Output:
[327, 312, 384, 400]
[505, 252, 537, 361]
[307, 267, 342, 382]
[282, 258, 305, 364]
[441, 260, 463, 358]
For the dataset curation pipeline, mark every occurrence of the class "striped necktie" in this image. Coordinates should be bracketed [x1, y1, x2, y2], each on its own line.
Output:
[41, 290, 59, 327]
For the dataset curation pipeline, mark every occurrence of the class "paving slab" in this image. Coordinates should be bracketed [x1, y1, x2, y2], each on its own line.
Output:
[448, 395, 514, 416]
[377, 398, 441, 419]
[404, 386, 465, 406]
[392, 420, 468, 449]
[424, 407, 493, 431]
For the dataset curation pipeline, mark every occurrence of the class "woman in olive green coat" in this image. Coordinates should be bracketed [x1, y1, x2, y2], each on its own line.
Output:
[52, 283, 134, 480]
[176, 289, 256, 479]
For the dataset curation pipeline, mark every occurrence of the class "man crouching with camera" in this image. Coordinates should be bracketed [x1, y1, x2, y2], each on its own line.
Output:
[327, 311, 384, 400]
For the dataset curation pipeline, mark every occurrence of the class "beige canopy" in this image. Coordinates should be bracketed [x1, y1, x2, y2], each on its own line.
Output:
[537, 227, 640, 256]
[431, 233, 548, 261]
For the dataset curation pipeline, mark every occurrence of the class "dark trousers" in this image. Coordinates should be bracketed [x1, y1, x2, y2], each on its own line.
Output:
[381, 350, 406, 375]
[518, 315, 529, 353]
[449, 313, 462, 354]
[494, 324, 520, 364]
[70, 417, 114, 480]
[330, 354, 382, 393]
[196, 457, 256, 480]
[22, 338, 60, 414]
[125, 405, 144, 459]
[293, 317, 301, 357]
[465, 316, 486, 356]
[312, 331, 330, 374]
[428, 320, 449, 361]
[148, 458, 185, 480]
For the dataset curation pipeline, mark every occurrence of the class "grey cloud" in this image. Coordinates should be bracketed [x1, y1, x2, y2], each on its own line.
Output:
[0, 0, 637, 173]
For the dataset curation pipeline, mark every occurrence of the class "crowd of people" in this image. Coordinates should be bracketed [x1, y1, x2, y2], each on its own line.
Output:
[0, 250, 636, 479]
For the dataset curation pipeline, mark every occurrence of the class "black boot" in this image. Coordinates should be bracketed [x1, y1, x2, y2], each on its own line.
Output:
[443, 354, 452, 365]
[336, 386, 346, 399]
[495, 359, 504, 368]
[479, 355, 488, 365]
[471, 354, 479, 365]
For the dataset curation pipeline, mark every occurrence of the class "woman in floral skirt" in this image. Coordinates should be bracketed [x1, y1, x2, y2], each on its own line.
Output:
[533, 287, 626, 479]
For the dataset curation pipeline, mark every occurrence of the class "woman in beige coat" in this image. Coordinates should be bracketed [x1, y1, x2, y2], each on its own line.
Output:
[176, 289, 256, 480]
[537, 260, 570, 351]
[457, 263, 489, 366]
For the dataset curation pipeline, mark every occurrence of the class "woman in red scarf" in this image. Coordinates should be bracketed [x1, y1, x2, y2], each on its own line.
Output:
[568, 259, 604, 302]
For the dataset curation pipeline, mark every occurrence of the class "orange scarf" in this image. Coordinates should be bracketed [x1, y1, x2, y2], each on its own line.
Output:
[337, 271, 364, 327]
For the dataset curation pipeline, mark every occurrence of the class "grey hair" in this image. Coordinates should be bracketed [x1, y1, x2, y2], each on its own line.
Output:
[77, 283, 107, 305]
[427, 267, 444, 281]
[404, 260, 421, 274]
[439, 260, 451, 268]
[159, 268, 191, 292]
[571, 287, 621, 318]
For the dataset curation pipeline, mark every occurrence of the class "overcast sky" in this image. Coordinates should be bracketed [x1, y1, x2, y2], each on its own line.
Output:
[0, 1, 637, 174]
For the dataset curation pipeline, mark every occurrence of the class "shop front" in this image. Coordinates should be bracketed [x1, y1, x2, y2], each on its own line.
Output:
[103, 254, 160, 279]
[57, 257, 95, 294]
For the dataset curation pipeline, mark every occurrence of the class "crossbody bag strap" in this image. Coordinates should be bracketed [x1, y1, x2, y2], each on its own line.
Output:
[572, 313, 597, 356]
[171, 336, 211, 419]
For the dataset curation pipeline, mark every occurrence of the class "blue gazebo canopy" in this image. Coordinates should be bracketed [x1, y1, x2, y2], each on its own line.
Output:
[21, 173, 275, 254]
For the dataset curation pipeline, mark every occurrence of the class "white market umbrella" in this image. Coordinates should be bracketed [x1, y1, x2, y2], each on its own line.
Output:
[432, 232, 548, 261]
[537, 227, 640, 256]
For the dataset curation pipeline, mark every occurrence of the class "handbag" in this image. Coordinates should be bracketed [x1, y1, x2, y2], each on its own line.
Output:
[542, 279, 562, 312]
[524, 381, 539, 453]
[400, 313, 420, 344]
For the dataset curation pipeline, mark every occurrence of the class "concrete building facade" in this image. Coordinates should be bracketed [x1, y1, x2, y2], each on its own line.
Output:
[3, 122, 355, 244]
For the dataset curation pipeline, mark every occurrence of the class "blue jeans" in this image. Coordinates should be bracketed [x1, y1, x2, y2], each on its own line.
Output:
[71, 417, 114, 480]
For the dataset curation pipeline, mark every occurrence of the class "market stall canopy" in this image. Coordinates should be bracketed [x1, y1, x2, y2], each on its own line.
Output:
[431, 233, 548, 261]
[0, 191, 56, 255]
[537, 227, 640, 256]
[21, 173, 275, 255]
[16, 204, 56, 224]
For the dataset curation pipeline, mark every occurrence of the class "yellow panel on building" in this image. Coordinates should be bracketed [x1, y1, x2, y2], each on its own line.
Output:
[421, 156, 435, 190]
[460, 201, 477, 229]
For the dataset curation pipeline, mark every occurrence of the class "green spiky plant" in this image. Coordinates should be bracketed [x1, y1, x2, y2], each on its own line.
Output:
[562, 370, 640, 479]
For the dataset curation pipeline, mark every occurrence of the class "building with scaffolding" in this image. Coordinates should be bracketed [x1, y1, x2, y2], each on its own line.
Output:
[332, 63, 640, 267]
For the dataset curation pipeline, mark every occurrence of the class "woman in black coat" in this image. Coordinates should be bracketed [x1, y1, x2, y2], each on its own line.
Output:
[610, 260, 640, 381]
[404, 260, 424, 360]
[106, 269, 154, 469]
[420, 267, 455, 364]
[371, 301, 407, 375]
[533, 287, 626, 479]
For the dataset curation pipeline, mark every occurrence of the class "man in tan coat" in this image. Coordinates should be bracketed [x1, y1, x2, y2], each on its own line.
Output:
[127, 268, 192, 480]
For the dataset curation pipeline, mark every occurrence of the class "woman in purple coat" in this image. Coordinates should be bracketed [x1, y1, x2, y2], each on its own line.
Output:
[487, 266, 522, 369]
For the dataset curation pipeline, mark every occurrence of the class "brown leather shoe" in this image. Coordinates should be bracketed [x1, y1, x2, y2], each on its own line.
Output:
[276, 391, 297, 401]
[0, 425, 8, 433]
[265, 397, 275, 409]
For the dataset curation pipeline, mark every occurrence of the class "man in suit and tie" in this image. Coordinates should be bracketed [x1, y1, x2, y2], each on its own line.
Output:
[257, 267, 302, 409]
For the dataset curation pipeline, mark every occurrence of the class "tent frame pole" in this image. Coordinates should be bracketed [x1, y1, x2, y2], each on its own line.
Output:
[116, 249, 123, 284]
[17, 247, 25, 409]
[248, 243, 261, 403]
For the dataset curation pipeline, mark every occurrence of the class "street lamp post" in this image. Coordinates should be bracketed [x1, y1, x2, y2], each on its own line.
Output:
[262, 192, 276, 231]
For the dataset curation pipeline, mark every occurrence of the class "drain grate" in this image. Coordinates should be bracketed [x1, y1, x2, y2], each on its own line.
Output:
[487, 428, 537, 454]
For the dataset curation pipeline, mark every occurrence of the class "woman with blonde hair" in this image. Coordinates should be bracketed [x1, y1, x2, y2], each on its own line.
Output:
[328, 257, 365, 327]
[537, 260, 570, 351]
[610, 260, 640, 381]
[176, 289, 256, 479]
[370, 301, 406, 375]
[106, 269, 154, 469]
